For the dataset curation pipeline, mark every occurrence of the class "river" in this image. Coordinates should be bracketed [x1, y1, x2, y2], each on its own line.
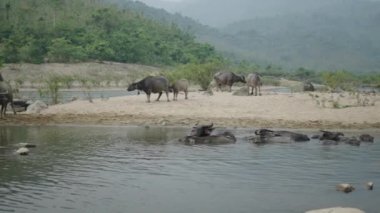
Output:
[0, 125, 379, 213]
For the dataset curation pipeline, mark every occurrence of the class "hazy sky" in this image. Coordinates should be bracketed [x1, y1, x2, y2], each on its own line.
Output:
[136, 0, 380, 27]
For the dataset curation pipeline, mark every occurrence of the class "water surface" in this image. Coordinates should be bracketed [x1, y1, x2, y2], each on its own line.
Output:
[0, 126, 379, 213]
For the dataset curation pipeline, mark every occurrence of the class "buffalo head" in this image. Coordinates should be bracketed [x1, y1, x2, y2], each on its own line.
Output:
[127, 83, 138, 91]
[238, 74, 246, 83]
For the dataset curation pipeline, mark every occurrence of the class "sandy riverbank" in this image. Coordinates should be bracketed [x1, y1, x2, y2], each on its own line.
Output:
[1, 89, 379, 129]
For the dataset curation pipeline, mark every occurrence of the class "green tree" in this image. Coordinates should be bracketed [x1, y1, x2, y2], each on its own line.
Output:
[48, 38, 86, 62]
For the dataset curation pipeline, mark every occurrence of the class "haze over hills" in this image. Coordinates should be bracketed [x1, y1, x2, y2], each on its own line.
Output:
[131, 0, 380, 72]
[137, 0, 379, 28]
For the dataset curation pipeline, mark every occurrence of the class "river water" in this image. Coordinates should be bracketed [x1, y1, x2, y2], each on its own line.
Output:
[0, 125, 379, 213]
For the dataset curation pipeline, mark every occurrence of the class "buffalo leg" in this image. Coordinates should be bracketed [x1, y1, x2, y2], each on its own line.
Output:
[185, 90, 188, 99]
[258, 85, 261, 96]
[0, 103, 4, 119]
[146, 93, 151, 103]
[11, 102, 16, 115]
[156, 92, 162, 101]
[165, 91, 170, 102]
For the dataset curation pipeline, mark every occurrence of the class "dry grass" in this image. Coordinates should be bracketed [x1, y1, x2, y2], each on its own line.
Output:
[0, 62, 162, 89]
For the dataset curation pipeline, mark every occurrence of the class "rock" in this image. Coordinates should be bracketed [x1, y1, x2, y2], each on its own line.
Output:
[359, 134, 374, 142]
[15, 147, 29, 155]
[305, 207, 365, 213]
[336, 183, 355, 193]
[26, 100, 48, 114]
[366, 182, 374, 190]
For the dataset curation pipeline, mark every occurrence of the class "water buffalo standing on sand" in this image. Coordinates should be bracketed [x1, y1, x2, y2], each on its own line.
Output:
[169, 79, 189, 101]
[213, 72, 246, 92]
[127, 76, 170, 103]
[246, 73, 262, 96]
[0, 73, 16, 118]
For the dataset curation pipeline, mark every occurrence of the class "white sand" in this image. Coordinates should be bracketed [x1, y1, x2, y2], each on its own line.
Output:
[35, 90, 380, 128]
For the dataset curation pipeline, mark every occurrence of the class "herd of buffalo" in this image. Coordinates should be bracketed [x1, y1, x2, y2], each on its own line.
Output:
[127, 71, 262, 102]
[181, 123, 375, 146]
[0, 72, 377, 145]
[0, 71, 259, 117]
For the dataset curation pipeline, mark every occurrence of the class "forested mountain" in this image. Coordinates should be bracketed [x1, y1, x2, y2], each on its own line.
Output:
[219, 0, 380, 72]
[0, 0, 219, 65]
[131, 0, 380, 72]
[2, 0, 379, 72]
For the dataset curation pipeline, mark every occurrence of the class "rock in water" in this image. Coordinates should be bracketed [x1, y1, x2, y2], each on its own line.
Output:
[366, 182, 374, 190]
[336, 183, 355, 193]
[16, 147, 29, 155]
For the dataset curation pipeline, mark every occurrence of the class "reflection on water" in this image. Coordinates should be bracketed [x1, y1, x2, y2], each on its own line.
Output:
[0, 126, 379, 213]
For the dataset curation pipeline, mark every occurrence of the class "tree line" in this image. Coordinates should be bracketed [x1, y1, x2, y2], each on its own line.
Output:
[0, 0, 220, 65]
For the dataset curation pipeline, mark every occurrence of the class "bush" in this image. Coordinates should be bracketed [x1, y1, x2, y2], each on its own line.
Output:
[321, 70, 358, 91]
[163, 60, 224, 90]
[38, 74, 65, 104]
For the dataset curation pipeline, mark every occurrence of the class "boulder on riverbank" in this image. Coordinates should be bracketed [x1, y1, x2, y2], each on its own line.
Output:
[26, 100, 48, 114]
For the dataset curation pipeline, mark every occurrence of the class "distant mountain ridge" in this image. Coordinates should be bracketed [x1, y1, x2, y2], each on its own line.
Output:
[108, 0, 380, 72]
[219, 0, 380, 71]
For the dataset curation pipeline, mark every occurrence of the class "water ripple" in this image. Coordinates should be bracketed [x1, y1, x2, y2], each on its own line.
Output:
[0, 126, 379, 213]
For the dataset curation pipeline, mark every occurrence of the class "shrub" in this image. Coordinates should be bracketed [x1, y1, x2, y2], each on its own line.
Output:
[163, 60, 224, 90]
[38, 74, 65, 104]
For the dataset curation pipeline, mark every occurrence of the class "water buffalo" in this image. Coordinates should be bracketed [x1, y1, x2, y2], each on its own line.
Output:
[0, 73, 16, 118]
[180, 123, 236, 145]
[127, 76, 170, 103]
[246, 73, 262, 96]
[313, 130, 374, 146]
[169, 79, 189, 101]
[213, 72, 246, 92]
[250, 128, 310, 144]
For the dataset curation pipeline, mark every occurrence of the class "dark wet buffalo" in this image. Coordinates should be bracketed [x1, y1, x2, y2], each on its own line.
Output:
[250, 128, 310, 144]
[169, 79, 189, 101]
[246, 73, 262, 96]
[180, 123, 236, 145]
[314, 130, 375, 146]
[319, 130, 344, 141]
[127, 76, 170, 103]
[359, 134, 374, 142]
[213, 72, 246, 92]
[0, 73, 16, 119]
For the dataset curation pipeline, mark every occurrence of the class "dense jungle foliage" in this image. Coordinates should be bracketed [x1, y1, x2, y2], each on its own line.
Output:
[0, 0, 220, 65]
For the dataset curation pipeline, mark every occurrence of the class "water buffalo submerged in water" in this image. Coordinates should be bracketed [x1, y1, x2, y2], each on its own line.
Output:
[169, 79, 189, 101]
[0, 73, 16, 119]
[313, 130, 375, 146]
[250, 129, 310, 144]
[180, 123, 236, 145]
[127, 76, 170, 102]
[246, 73, 262, 96]
[213, 72, 246, 92]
